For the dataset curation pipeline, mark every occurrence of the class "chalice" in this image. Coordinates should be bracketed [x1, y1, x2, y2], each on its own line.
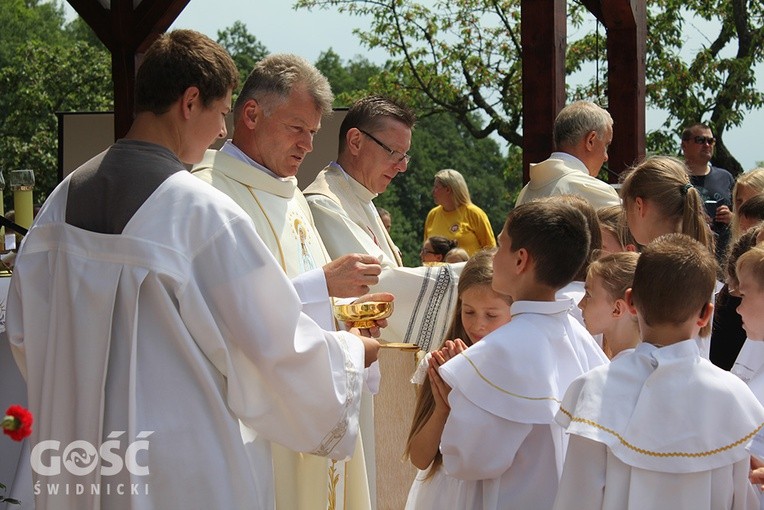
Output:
[333, 301, 393, 329]
[332, 301, 418, 350]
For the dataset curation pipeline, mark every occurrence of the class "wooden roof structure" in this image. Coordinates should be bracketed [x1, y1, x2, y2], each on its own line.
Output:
[66, 0, 190, 138]
[68, 0, 646, 180]
[521, 0, 646, 181]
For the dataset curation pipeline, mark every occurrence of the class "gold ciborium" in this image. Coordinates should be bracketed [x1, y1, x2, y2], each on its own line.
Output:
[333, 301, 394, 329]
[333, 301, 419, 351]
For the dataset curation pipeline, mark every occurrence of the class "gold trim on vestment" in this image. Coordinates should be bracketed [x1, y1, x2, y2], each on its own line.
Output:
[559, 407, 764, 458]
[247, 187, 287, 270]
[461, 352, 562, 403]
[328, 460, 339, 510]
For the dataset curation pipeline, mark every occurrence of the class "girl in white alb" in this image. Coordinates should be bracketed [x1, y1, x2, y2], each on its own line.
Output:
[404, 250, 511, 509]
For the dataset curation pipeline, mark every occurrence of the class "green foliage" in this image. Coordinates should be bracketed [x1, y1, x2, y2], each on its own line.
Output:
[0, 0, 69, 69]
[315, 49, 379, 107]
[0, 1, 112, 204]
[299, 0, 764, 178]
[297, 0, 524, 148]
[216, 20, 269, 87]
[569, 1, 764, 176]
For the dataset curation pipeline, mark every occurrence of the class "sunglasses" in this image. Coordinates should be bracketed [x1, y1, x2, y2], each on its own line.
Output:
[691, 136, 716, 146]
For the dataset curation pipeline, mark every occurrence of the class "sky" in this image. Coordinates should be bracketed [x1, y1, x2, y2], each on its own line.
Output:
[65, 1, 764, 171]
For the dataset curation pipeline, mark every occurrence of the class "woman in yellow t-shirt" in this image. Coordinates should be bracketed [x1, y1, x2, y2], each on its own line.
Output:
[424, 169, 496, 256]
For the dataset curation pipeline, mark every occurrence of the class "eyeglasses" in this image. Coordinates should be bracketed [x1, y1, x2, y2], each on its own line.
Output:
[359, 129, 411, 164]
[691, 136, 716, 146]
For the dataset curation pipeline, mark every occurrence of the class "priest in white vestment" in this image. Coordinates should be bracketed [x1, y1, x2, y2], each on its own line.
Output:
[192, 54, 381, 510]
[6, 31, 375, 510]
[514, 100, 620, 210]
[304, 96, 460, 352]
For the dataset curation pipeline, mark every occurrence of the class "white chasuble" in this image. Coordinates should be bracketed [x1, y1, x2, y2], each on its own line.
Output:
[305, 163, 402, 269]
[193, 150, 369, 510]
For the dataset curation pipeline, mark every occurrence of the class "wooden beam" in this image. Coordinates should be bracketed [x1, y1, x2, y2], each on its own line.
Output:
[600, 0, 639, 29]
[521, 0, 567, 183]
[603, 0, 646, 177]
[66, 0, 192, 139]
[579, 0, 604, 24]
[65, 0, 113, 48]
[134, 0, 191, 52]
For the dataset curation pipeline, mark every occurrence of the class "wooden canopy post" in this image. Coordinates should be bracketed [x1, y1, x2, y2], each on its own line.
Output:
[580, 0, 647, 180]
[66, 0, 191, 139]
[520, 0, 646, 183]
[520, 0, 567, 183]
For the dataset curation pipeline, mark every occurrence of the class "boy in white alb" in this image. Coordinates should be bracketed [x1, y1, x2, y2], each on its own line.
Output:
[733, 245, 764, 505]
[554, 234, 764, 510]
[430, 201, 609, 509]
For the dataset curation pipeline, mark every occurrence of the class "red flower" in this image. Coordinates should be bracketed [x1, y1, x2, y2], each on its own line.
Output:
[1, 405, 33, 442]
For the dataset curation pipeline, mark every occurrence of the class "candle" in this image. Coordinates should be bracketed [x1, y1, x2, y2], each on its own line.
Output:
[10, 169, 34, 234]
[0, 170, 5, 251]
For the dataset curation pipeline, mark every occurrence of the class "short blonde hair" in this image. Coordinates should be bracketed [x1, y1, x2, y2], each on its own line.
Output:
[435, 169, 471, 207]
[731, 168, 764, 241]
[445, 247, 469, 263]
[736, 244, 764, 291]
[588, 251, 639, 301]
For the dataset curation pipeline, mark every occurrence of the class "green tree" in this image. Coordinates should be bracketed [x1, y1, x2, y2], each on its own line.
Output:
[216, 20, 269, 86]
[315, 49, 380, 107]
[567, 1, 764, 175]
[0, 0, 69, 69]
[316, 51, 512, 265]
[0, 1, 112, 203]
[297, 0, 764, 176]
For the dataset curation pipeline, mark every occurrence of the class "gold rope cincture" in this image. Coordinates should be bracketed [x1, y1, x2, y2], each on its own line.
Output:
[248, 185, 343, 508]
[461, 352, 562, 403]
[558, 407, 764, 459]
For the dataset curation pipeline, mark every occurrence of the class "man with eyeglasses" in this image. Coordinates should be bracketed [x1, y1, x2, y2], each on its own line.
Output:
[304, 94, 461, 510]
[304, 95, 458, 350]
[305, 96, 413, 267]
[681, 122, 735, 260]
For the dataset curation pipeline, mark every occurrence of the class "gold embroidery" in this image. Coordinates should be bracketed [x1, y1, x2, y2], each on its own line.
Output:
[559, 407, 764, 458]
[327, 460, 339, 510]
[247, 187, 286, 270]
[461, 352, 562, 403]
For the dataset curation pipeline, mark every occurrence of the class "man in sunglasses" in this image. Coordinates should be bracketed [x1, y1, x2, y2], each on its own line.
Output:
[681, 122, 735, 260]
